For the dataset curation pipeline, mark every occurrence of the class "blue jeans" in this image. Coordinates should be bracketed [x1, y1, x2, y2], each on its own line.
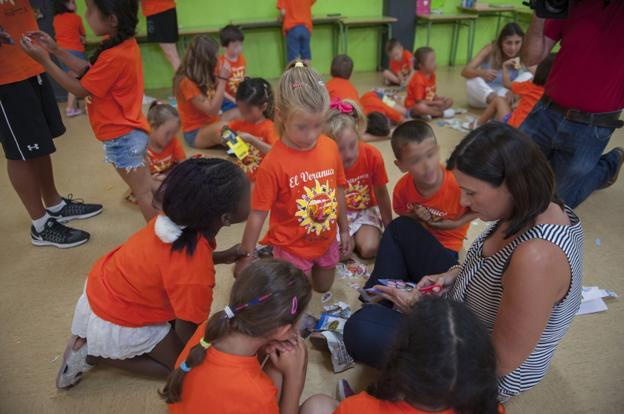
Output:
[103, 129, 148, 170]
[286, 24, 311, 63]
[520, 101, 618, 208]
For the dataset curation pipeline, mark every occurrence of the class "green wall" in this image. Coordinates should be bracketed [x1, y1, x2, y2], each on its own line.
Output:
[79, 0, 531, 90]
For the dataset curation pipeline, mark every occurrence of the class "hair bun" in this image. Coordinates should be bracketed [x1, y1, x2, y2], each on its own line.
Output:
[294, 61, 305, 68]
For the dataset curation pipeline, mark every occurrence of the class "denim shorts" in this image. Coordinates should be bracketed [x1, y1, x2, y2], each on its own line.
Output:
[183, 129, 199, 147]
[220, 99, 237, 113]
[103, 129, 148, 170]
[59, 50, 86, 73]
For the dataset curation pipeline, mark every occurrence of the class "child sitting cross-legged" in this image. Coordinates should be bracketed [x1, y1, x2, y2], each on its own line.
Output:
[405, 47, 454, 119]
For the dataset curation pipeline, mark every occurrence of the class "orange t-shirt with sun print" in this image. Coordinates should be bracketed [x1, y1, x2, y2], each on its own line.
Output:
[392, 167, 469, 252]
[360, 91, 404, 124]
[146, 138, 186, 174]
[80, 38, 149, 141]
[86, 217, 216, 327]
[176, 77, 219, 133]
[252, 136, 347, 259]
[326, 77, 360, 104]
[405, 71, 437, 108]
[344, 142, 388, 211]
[169, 321, 279, 414]
[218, 54, 246, 99]
[389, 49, 414, 78]
[228, 119, 279, 181]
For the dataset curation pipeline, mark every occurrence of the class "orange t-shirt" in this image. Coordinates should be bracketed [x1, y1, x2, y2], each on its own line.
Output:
[392, 168, 469, 252]
[53, 12, 85, 52]
[80, 38, 149, 141]
[360, 91, 404, 124]
[218, 54, 246, 99]
[146, 138, 186, 174]
[277, 0, 315, 34]
[508, 81, 545, 128]
[86, 217, 216, 327]
[335, 392, 454, 414]
[170, 323, 279, 414]
[141, 0, 176, 17]
[228, 119, 279, 181]
[344, 142, 388, 211]
[389, 49, 414, 78]
[176, 77, 219, 133]
[0, 0, 45, 85]
[326, 77, 360, 104]
[253, 136, 347, 259]
[405, 70, 437, 108]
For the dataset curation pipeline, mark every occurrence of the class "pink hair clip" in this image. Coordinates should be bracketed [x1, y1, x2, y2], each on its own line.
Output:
[329, 98, 354, 115]
[290, 296, 298, 315]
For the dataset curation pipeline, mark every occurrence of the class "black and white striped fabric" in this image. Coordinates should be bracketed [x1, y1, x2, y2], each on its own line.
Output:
[448, 206, 583, 399]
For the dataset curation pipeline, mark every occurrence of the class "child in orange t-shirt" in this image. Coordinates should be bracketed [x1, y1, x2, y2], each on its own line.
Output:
[278, 0, 315, 64]
[324, 99, 392, 260]
[383, 38, 414, 86]
[145, 101, 185, 175]
[326, 54, 360, 104]
[299, 298, 503, 414]
[228, 78, 278, 181]
[22, 0, 159, 221]
[465, 54, 555, 130]
[218, 24, 246, 121]
[391, 121, 476, 256]
[174, 35, 230, 149]
[52, 0, 85, 117]
[406, 47, 454, 119]
[360, 89, 408, 141]
[162, 259, 312, 414]
[236, 63, 351, 293]
[55, 158, 251, 389]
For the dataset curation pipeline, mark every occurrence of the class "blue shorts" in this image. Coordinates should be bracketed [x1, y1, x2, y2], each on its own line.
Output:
[502, 113, 512, 124]
[59, 50, 86, 73]
[220, 99, 237, 113]
[103, 129, 148, 170]
[183, 129, 199, 147]
[286, 24, 311, 63]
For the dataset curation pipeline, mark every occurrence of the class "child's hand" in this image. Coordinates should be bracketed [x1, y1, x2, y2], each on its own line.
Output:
[238, 132, 256, 144]
[480, 68, 498, 82]
[412, 205, 433, 223]
[339, 231, 353, 257]
[19, 35, 50, 64]
[215, 243, 248, 264]
[24, 30, 59, 54]
[218, 61, 231, 80]
[269, 336, 307, 380]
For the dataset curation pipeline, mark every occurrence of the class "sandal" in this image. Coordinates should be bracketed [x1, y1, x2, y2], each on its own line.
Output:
[65, 108, 83, 117]
[56, 335, 94, 389]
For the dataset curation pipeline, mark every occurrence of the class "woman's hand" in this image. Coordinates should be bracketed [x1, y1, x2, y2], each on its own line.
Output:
[233, 254, 255, 278]
[25, 30, 59, 54]
[372, 285, 421, 314]
[480, 68, 498, 82]
[268, 336, 308, 380]
[19, 35, 50, 64]
[415, 271, 458, 296]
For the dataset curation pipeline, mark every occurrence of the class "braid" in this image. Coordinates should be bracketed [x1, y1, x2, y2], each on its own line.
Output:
[89, 0, 138, 65]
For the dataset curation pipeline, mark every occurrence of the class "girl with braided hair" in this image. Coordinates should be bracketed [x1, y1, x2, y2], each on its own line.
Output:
[21, 0, 158, 220]
[162, 259, 312, 414]
[55, 158, 251, 389]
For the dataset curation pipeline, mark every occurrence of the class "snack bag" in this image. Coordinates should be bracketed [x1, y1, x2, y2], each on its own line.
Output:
[221, 126, 250, 161]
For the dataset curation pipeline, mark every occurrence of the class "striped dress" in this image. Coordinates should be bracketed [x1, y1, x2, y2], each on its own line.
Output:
[448, 206, 583, 399]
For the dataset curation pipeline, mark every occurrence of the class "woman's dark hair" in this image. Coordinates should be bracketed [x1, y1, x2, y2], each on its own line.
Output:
[173, 35, 219, 95]
[236, 77, 275, 120]
[365, 112, 390, 137]
[154, 157, 249, 255]
[491, 22, 525, 69]
[447, 122, 560, 238]
[330, 54, 354, 79]
[53, 0, 72, 15]
[89, 0, 138, 65]
[532, 53, 556, 87]
[368, 297, 499, 414]
[219, 24, 244, 47]
[414, 46, 434, 70]
[161, 259, 312, 404]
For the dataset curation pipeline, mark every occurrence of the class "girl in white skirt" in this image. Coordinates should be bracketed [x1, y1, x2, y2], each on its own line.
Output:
[325, 99, 392, 259]
[56, 158, 251, 389]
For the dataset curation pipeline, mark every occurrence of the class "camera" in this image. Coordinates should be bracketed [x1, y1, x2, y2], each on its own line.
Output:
[523, 0, 570, 18]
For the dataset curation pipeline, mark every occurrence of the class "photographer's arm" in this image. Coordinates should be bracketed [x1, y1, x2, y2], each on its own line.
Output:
[522, 16, 556, 66]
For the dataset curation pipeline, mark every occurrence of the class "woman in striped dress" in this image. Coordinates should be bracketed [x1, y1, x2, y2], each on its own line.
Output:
[343, 122, 583, 401]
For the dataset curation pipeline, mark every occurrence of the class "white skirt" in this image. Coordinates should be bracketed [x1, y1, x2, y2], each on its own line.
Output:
[342, 206, 383, 239]
[70, 292, 171, 360]
[466, 71, 535, 108]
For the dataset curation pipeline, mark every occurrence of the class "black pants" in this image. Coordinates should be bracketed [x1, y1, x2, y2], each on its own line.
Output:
[344, 217, 458, 368]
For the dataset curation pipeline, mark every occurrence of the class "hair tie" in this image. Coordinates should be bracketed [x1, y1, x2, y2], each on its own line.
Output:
[329, 98, 354, 115]
[180, 361, 191, 373]
[199, 338, 210, 349]
[294, 61, 304, 68]
[223, 305, 235, 319]
[154, 215, 187, 243]
[290, 296, 298, 315]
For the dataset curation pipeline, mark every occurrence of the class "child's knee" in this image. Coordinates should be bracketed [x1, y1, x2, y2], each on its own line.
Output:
[356, 238, 379, 259]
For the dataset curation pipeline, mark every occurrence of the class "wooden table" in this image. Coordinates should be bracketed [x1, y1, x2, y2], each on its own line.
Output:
[339, 16, 397, 71]
[458, 5, 518, 34]
[415, 14, 477, 65]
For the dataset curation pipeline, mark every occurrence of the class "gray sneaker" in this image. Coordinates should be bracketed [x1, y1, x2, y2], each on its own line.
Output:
[31, 218, 90, 249]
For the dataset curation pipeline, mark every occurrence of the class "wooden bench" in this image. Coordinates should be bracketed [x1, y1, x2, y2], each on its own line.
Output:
[339, 16, 397, 71]
[415, 14, 477, 65]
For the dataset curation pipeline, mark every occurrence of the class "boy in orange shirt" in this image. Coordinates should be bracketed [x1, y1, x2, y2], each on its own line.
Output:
[218, 24, 246, 121]
[383, 38, 414, 86]
[326, 54, 360, 103]
[405, 47, 454, 119]
[278, 0, 315, 65]
[53, 0, 86, 116]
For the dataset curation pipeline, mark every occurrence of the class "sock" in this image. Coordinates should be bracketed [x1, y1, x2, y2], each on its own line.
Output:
[47, 199, 66, 214]
[32, 213, 51, 233]
[443, 109, 455, 118]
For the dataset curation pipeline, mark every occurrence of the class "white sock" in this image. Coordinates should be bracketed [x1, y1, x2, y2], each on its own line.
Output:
[47, 199, 66, 213]
[443, 109, 455, 118]
[33, 213, 51, 232]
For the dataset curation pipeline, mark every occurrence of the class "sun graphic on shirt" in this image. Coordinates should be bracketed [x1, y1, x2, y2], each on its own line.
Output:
[295, 180, 337, 236]
[345, 181, 370, 210]
[236, 146, 262, 174]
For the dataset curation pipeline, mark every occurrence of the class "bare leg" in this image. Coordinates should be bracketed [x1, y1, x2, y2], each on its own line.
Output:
[340, 236, 355, 262]
[31, 155, 63, 207]
[67, 93, 77, 111]
[477, 98, 500, 126]
[300, 394, 339, 414]
[410, 101, 443, 118]
[310, 266, 335, 293]
[7, 158, 47, 219]
[193, 122, 227, 149]
[382, 70, 401, 85]
[493, 97, 512, 122]
[220, 108, 241, 122]
[115, 166, 158, 221]
[158, 43, 181, 71]
[354, 225, 381, 259]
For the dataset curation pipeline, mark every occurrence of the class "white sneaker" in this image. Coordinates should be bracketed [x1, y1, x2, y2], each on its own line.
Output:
[142, 95, 157, 105]
[443, 109, 455, 118]
[56, 335, 94, 389]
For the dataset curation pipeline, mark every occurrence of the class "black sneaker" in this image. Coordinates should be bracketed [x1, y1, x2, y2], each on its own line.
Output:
[31, 218, 90, 248]
[47, 195, 103, 223]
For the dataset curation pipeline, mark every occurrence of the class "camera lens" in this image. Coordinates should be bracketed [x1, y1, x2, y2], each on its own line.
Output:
[545, 0, 568, 13]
